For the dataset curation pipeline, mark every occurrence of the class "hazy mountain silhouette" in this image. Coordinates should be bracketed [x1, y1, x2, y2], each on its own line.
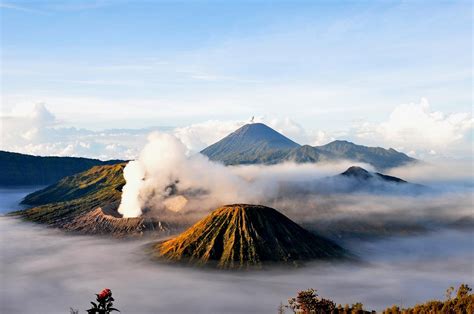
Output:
[0, 150, 123, 186]
[280, 166, 425, 196]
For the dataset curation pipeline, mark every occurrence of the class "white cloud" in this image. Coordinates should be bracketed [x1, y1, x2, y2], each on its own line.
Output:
[1, 100, 472, 161]
[173, 120, 247, 153]
[0, 103, 147, 160]
[355, 98, 473, 159]
[1, 103, 55, 144]
[309, 130, 335, 146]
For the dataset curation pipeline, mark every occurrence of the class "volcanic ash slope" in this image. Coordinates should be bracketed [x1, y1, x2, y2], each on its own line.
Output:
[153, 204, 350, 269]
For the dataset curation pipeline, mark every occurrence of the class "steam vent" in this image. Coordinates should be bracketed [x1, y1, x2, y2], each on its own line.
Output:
[153, 204, 348, 269]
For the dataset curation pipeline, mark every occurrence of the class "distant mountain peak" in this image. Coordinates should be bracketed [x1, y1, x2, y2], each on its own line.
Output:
[340, 166, 372, 179]
[153, 204, 348, 269]
[200, 123, 299, 165]
[227, 123, 298, 145]
[339, 166, 407, 183]
[330, 139, 352, 144]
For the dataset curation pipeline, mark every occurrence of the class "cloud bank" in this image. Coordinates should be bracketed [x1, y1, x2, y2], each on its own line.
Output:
[1, 99, 472, 161]
[1, 217, 472, 313]
[355, 98, 473, 159]
[0, 103, 153, 160]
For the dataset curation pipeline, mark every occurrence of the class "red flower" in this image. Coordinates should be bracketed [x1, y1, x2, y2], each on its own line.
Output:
[98, 288, 112, 300]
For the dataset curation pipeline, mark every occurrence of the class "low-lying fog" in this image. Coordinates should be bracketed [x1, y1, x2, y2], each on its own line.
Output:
[0, 186, 44, 214]
[1, 217, 472, 314]
[1, 188, 473, 314]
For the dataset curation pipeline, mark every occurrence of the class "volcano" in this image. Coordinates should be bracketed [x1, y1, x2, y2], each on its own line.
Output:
[63, 207, 169, 237]
[153, 204, 348, 269]
[200, 123, 299, 165]
[14, 163, 174, 237]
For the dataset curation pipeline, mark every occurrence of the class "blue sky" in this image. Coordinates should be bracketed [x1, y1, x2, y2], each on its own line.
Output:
[0, 0, 472, 159]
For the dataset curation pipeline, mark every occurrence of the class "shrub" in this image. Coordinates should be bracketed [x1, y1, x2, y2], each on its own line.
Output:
[86, 288, 120, 314]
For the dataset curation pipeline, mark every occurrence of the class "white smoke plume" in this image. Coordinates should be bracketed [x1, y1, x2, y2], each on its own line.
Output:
[117, 161, 145, 218]
[118, 132, 252, 217]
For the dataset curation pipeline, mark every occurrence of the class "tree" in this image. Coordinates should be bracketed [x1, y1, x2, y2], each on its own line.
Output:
[288, 288, 336, 313]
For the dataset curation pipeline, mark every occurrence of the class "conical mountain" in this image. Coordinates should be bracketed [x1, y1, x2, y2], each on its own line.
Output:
[200, 123, 300, 165]
[153, 204, 348, 269]
[340, 166, 372, 180]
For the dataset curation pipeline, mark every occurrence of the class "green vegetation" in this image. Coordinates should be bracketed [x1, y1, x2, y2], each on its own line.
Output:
[154, 204, 349, 269]
[383, 284, 473, 314]
[22, 162, 126, 205]
[284, 284, 473, 313]
[12, 163, 126, 227]
[0, 150, 122, 186]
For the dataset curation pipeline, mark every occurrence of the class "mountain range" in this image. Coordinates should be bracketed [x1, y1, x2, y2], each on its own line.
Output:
[0, 150, 123, 186]
[201, 123, 416, 170]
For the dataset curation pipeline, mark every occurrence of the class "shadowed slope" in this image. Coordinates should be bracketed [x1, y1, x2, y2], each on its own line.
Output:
[0, 150, 123, 186]
[154, 204, 348, 269]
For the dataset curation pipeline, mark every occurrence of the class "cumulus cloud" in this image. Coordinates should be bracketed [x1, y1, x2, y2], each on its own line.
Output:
[1, 103, 54, 144]
[0, 103, 149, 160]
[173, 120, 247, 153]
[355, 98, 473, 159]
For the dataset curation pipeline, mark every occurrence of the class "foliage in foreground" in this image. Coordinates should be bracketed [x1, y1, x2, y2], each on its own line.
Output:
[383, 284, 473, 314]
[284, 284, 473, 314]
[86, 288, 120, 314]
